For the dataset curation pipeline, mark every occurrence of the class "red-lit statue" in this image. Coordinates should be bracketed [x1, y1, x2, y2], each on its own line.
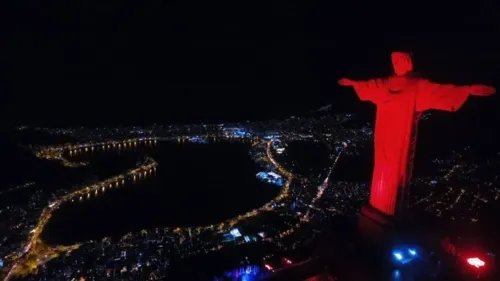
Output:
[339, 52, 495, 217]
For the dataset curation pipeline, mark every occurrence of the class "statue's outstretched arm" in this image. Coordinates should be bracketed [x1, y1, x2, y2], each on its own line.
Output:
[416, 79, 495, 112]
[338, 78, 387, 104]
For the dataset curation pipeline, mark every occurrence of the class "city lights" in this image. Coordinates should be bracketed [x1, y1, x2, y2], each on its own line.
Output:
[5, 116, 499, 280]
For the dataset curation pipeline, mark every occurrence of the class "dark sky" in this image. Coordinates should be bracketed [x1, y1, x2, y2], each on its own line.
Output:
[4, 1, 500, 126]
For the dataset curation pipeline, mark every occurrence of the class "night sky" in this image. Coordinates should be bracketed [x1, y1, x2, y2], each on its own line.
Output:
[4, 1, 500, 126]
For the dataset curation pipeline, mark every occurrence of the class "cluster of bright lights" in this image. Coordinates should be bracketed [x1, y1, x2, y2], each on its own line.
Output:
[217, 265, 265, 281]
[392, 246, 488, 272]
[264, 264, 274, 272]
[33, 138, 159, 168]
[392, 247, 418, 265]
[467, 257, 485, 268]
[261, 257, 294, 275]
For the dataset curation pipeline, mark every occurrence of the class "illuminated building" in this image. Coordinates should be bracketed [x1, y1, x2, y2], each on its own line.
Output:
[256, 172, 284, 186]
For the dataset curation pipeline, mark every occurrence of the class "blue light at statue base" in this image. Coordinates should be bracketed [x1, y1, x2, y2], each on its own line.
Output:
[214, 265, 269, 281]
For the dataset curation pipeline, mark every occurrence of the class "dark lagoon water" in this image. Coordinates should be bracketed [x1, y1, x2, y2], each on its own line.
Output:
[41, 141, 281, 245]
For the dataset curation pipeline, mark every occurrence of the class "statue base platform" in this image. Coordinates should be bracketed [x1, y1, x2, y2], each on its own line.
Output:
[357, 205, 396, 249]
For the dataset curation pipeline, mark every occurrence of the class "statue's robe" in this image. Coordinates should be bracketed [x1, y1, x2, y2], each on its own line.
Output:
[353, 76, 470, 215]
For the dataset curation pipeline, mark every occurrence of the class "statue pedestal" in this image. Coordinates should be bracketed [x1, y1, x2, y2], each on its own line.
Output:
[357, 205, 395, 249]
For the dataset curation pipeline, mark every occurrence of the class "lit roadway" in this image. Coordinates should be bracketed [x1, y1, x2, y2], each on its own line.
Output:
[3, 138, 294, 280]
[302, 142, 346, 222]
[3, 139, 158, 280]
[269, 142, 347, 241]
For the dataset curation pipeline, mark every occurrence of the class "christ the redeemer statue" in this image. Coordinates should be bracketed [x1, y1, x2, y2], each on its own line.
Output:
[338, 52, 495, 217]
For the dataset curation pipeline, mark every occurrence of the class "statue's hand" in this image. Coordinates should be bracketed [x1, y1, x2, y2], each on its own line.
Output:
[470, 85, 496, 96]
[338, 78, 355, 87]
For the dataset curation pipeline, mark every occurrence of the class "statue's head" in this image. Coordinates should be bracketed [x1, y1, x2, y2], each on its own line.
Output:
[391, 52, 413, 76]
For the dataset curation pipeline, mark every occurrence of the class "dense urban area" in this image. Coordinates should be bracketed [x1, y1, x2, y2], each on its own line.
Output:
[2, 114, 500, 280]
